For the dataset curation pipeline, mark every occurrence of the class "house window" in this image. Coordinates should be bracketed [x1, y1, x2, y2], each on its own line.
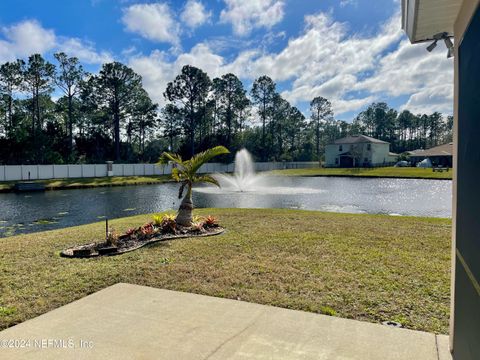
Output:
[364, 158, 368, 163]
[335, 158, 338, 165]
[339, 145, 343, 152]
[367, 144, 371, 151]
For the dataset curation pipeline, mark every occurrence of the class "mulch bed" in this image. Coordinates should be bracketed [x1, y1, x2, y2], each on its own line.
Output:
[61, 226, 225, 258]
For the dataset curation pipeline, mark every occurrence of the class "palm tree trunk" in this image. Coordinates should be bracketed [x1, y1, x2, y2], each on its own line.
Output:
[176, 186, 193, 227]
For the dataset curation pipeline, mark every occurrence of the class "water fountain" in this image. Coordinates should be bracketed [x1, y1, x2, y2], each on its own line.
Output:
[195, 148, 323, 195]
[214, 149, 265, 192]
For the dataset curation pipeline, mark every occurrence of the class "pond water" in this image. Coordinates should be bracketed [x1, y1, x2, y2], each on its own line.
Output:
[0, 176, 451, 238]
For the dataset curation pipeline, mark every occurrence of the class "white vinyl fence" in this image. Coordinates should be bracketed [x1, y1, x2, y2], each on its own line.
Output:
[0, 162, 319, 182]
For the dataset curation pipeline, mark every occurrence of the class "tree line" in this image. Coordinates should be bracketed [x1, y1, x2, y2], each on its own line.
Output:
[0, 53, 453, 165]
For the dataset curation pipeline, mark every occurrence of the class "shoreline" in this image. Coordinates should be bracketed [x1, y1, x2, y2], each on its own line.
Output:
[0, 169, 452, 193]
[0, 175, 173, 193]
[271, 173, 453, 181]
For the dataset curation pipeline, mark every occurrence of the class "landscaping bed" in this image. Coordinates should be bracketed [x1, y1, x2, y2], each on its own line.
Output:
[61, 227, 224, 258]
[61, 214, 224, 258]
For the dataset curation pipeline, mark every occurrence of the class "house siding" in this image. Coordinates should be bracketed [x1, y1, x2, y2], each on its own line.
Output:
[325, 142, 392, 167]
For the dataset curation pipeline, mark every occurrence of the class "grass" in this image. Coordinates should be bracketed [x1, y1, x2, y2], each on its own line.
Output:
[0, 175, 171, 192]
[269, 167, 452, 179]
[0, 208, 451, 334]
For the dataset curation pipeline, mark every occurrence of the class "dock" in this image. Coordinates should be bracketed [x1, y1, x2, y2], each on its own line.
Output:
[13, 182, 46, 192]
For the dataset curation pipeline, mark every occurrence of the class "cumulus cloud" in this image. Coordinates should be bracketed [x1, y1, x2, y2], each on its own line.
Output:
[122, 3, 180, 45]
[355, 40, 453, 114]
[129, 10, 452, 117]
[0, 19, 112, 67]
[129, 43, 226, 106]
[0, 20, 56, 62]
[403, 85, 453, 114]
[231, 12, 404, 114]
[180, 0, 212, 29]
[58, 38, 113, 64]
[220, 0, 285, 36]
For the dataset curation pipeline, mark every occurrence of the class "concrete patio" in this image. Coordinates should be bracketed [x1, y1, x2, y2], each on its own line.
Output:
[0, 283, 451, 359]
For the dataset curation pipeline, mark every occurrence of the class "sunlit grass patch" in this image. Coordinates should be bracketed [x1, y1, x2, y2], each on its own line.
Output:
[270, 167, 452, 179]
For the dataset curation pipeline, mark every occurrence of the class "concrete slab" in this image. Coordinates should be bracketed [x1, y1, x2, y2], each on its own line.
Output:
[0, 283, 451, 359]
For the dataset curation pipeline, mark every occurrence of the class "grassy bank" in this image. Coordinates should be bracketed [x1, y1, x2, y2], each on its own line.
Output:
[270, 167, 452, 179]
[0, 166, 451, 192]
[0, 175, 171, 192]
[0, 209, 451, 333]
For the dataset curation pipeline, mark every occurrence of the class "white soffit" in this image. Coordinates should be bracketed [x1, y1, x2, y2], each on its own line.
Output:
[402, 0, 463, 43]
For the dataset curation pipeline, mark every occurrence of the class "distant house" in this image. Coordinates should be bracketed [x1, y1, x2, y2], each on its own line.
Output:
[325, 135, 397, 168]
[408, 143, 453, 167]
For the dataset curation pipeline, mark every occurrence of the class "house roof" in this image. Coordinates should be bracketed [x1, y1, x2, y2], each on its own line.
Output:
[332, 135, 389, 145]
[409, 142, 453, 157]
[402, 0, 462, 43]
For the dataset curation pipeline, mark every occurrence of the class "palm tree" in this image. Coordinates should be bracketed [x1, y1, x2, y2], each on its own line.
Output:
[158, 146, 230, 226]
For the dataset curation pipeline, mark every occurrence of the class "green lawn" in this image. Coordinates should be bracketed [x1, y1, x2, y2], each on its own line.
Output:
[0, 209, 451, 333]
[0, 175, 171, 192]
[270, 167, 452, 179]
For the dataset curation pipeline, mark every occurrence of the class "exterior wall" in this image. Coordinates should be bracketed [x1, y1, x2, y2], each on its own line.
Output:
[386, 154, 398, 163]
[325, 142, 391, 167]
[370, 143, 390, 165]
[0, 161, 319, 182]
[451, 0, 480, 356]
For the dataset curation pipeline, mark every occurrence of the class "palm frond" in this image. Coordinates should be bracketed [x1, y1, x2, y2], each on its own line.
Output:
[157, 152, 183, 166]
[188, 146, 230, 174]
[171, 167, 181, 182]
[194, 175, 220, 187]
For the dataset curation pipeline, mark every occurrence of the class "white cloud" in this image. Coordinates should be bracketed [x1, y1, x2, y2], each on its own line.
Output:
[355, 40, 453, 114]
[403, 85, 453, 114]
[129, 43, 226, 106]
[122, 3, 180, 45]
[58, 38, 113, 64]
[0, 19, 112, 69]
[226, 12, 403, 114]
[220, 0, 285, 36]
[0, 20, 56, 62]
[129, 10, 453, 117]
[129, 50, 173, 106]
[340, 0, 358, 7]
[180, 0, 211, 29]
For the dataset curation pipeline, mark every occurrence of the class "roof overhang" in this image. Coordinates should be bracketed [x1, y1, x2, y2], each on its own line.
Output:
[402, 0, 463, 43]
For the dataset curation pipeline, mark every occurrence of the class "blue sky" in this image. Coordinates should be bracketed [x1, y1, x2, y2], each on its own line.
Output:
[0, 0, 453, 121]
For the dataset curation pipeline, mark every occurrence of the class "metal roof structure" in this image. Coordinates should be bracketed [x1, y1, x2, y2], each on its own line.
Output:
[402, 0, 463, 43]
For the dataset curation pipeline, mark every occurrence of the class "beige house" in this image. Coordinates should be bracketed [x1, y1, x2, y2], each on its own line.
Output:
[325, 135, 397, 167]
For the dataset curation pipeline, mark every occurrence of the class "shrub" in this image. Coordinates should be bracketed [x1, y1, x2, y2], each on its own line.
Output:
[191, 221, 206, 233]
[160, 215, 177, 234]
[203, 215, 218, 228]
[140, 223, 155, 238]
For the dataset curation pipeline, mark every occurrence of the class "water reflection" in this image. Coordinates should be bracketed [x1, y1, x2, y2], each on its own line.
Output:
[0, 177, 451, 237]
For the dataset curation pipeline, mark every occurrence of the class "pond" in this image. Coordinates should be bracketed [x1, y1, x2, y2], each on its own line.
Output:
[0, 176, 451, 237]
